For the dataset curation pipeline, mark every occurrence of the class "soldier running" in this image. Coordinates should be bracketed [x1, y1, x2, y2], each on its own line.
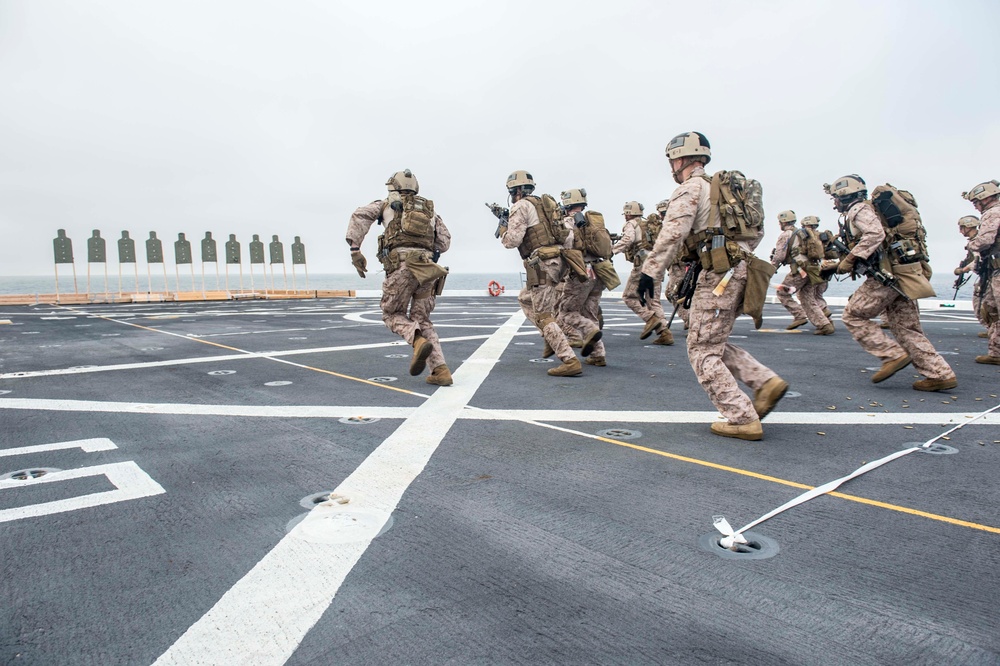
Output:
[962, 180, 1000, 364]
[612, 200, 673, 345]
[346, 169, 453, 386]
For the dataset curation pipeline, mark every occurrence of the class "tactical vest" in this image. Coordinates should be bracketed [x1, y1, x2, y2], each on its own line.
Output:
[869, 184, 929, 264]
[790, 228, 824, 263]
[379, 194, 435, 253]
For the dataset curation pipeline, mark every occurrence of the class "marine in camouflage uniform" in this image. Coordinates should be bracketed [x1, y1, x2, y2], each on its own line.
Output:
[347, 169, 453, 386]
[769, 211, 808, 330]
[953, 216, 991, 338]
[786, 216, 834, 334]
[963, 181, 1000, 363]
[827, 174, 956, 390]
[611, 201, 672, 345]
[499, 170, 581, 377]
[556, 188, 606, 365]
[638, 132, 788, 441]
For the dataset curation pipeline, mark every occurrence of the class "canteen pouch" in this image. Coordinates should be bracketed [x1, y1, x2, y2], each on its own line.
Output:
[891, 260, 936, 300]
[592, 259, 621, 290]
[743, 255, 776, 329]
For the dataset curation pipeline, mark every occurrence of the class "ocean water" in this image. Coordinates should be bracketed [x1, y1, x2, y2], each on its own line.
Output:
[0, 270, 975, 300]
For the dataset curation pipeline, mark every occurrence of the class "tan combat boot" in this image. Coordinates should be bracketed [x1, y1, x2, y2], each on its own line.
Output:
[913, 375, 957, 391]
[567, 337, 584, 348]
[786, 318, 808, 330]
[410, 335, 433, 376]
[978, 331, 988, 339]
[585, 355, 606, 366]
[426, 364, 453, 386]
[548, 357, 583, 377]
[871, 353, 911, 383]
[653, 328, 674, 345]
[753, 376, 789, 419]
[814, 323, 834, 335]
[710, 419, 763, 441]
[975, 355, 1000, 365]
[581, 329, 603, 357]
[640, 317, 663, 340]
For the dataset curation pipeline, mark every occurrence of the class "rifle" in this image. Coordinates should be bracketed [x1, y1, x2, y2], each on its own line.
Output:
[829, 238, 909, 299]
[609, 232, 622, 243]
[484, 203, 510, 239]
[952, 271, 971, 300]
[667, 261, 701, 328]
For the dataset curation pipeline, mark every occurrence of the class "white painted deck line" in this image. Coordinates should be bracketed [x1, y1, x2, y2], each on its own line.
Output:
[0, 437, 117, 458]
[2, 398, 997, 427]
[152, 311, 527, 666]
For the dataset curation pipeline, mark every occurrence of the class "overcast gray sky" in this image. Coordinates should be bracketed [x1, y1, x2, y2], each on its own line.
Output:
[1, 0, 997, 278]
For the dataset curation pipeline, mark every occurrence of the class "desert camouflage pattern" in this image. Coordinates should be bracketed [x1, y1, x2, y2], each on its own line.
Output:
[504, 199, 575, 362]
[559, 272, 606, 357]
[645, 165, 779, 425]
[665, 261, 691, 326]
[348, 200, 452, 373]
[777, 271, 807, 321]
[770, 228, 794, 268]
[840, 201, 953, 378]
[968, 202, 1000, 354]
[613, 217, 665, 324]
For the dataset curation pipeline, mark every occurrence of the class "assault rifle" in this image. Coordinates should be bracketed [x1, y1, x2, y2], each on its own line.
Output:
[484, 203, 509, 239]
[952, 271, 972, 300]
[667, 261, 701, 328]
[829, 238, 909, 299]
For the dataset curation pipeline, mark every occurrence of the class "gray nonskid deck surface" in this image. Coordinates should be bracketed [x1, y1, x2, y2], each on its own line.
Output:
[1, 297, 998, 665]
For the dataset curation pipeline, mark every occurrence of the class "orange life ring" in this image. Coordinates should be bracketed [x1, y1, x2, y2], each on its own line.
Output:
[487, 280, 504, 297]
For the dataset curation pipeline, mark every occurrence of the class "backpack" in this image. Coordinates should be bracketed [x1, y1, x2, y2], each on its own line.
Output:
[526, 194, 569, 245]
[801, 227, 825, 261]
[641, 213, 663, 248]
[574, 210, 613, 260]
[705, 171, 765, 242]
[870, 183, 929, 263]
[380, 193, 435, 252]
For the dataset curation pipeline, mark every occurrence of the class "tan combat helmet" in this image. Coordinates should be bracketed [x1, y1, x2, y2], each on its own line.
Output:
[506, 170, 536, 193]
[665, 131, 711, 162]
[386, 169, 419, 193]
[801, 215, 820, 228]
[655, 199, 670, 216]
[561, 188, 588, 207]
[962, 180, 1000, 202]
[958, 215, 980, 229]
[777, 210, 797, 227]
[622, 201, 644, 217]
[825, 174, 867, 198]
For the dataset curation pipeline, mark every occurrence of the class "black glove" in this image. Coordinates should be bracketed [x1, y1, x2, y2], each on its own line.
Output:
[573, 211, 588, 228]
[637, 273, 655, 306]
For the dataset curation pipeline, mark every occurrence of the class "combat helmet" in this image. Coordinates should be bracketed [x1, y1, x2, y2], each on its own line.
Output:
[962, 180, 1000, 202]
[622, 201, 644, 217]
[957, 215, 980, 229]
[655, 199, 670, 216]
[801, 216, 820, 228]
[824, 174, 867, 212]
[386, 169, 419, 193]
[506, 170, 536, 194]
[665, 132, 711, 162]
[777, 210, 797, 227]
[561, 188, 588, 208]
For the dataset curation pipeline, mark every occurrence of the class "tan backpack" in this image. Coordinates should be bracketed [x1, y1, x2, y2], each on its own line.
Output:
[380, 193, 435, 252]
[870, 184, 929, 263]
[705, 171, 765, 242]
[574, 210, 613, 260]
[526, 194, 568, 246]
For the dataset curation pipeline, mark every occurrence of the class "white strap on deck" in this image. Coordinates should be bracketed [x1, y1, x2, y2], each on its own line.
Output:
[713, 403, 1000, 549]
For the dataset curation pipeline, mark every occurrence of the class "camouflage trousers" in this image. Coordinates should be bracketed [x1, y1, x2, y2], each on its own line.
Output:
[516, 256, 574, 363]
[381, 262, 445, 372]
[777, 270, 806, 321]
[558, 271, 605, 357]
[842, 278, 953, 379]
[687, 265, 779, 425]
[981, 271, 1000, 356]
[622, 265, 665, 324]
[815, 280, 829, 311]
[783, 271, 831, 328]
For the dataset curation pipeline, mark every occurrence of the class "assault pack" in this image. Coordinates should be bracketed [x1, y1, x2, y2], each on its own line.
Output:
[869, 184, 929, 264]
[526, 194, 568, 246]
[379, 192, 435, 253]
[792, 227, 825, 262]
[705, 170, 765, 242]
[574, 210, 613, 260]
[641, 213, 663, 248]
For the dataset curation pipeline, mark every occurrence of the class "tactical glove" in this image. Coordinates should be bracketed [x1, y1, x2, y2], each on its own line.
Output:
[836, 254, 856, 275]
[351, 251, 367, 278]
[637, 273, 655, 306]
